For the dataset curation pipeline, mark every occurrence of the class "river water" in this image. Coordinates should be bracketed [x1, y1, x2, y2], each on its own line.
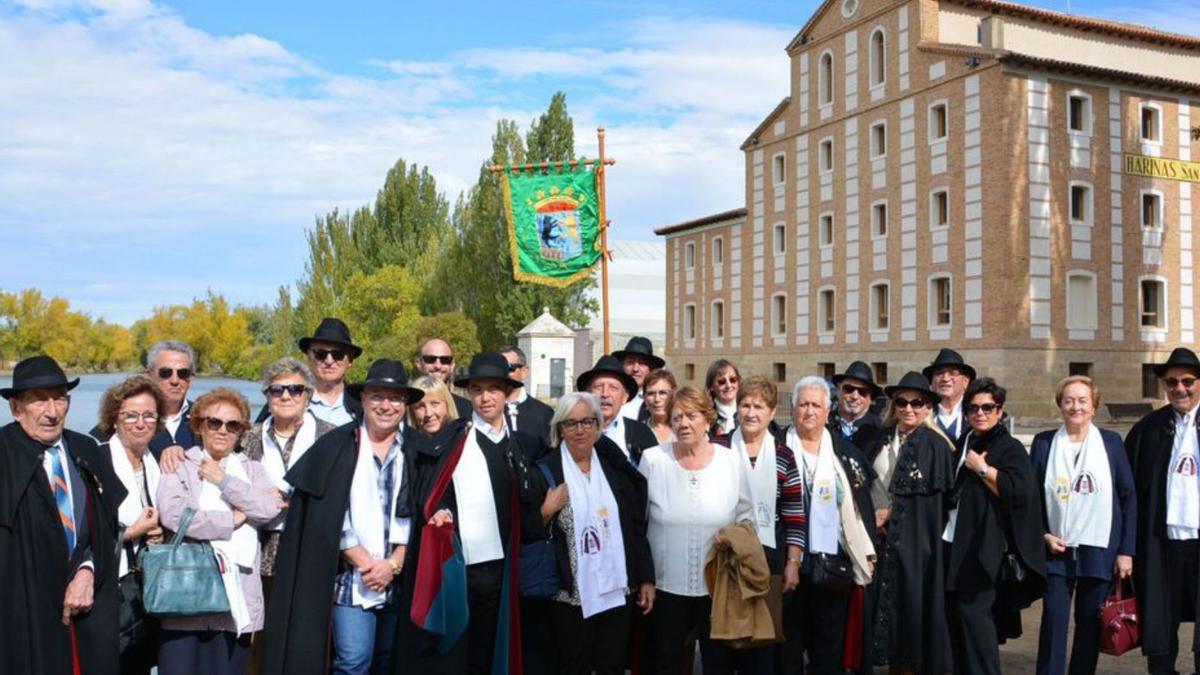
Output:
[0, 373, 266, 428]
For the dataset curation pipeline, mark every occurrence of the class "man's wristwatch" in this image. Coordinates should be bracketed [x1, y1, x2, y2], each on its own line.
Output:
[387, 559, 402, 575]
[976, 464, 989, 478]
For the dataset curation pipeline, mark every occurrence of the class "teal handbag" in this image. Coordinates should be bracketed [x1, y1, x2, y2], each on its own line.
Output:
[139, 507, 231, 617]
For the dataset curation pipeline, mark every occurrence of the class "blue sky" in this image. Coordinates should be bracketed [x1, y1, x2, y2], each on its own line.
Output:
[0, 0, 1195, 324]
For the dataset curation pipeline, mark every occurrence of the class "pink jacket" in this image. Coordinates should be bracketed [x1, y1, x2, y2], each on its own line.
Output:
[156, 447, 282, 633]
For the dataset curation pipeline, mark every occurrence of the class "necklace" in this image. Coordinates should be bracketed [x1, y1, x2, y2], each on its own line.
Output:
[689, 471, 699, 488]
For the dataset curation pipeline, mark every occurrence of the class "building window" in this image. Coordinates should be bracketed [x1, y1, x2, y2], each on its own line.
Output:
[819, 213, 835, 246]
[774, 223, 787, 254]
[870, 120, 887, 159]
[1140, 278, 1166, 329]
[819, 138, 834, 173]
[685, 363, 696, 381]
[819, 51, 834, 106]
[929, 101, 949, 142]
[1069, 362, 1093, 377]
[870, 282, 890, 330]
[929, 276, 952, 327]
[773, 362, 787, 383]
[1069, 181, 1093, 225]
[872, 362, 889, 384]
[869, 29, 886, 87]
[1141, 191, 1163, 229]
[1142, 364, 1158, 398]
[930, 189, 949, 229]
[772, 294, 787, 337]
[872, 200, 888, 237]
[711, 301, 725, 339]
[818, 362, 837, 379]
[1141, 103, 1162, 143]
[819, 288, 836, 334]
[683, 304, 697, 339]
[1066, 271, 1098, 330]
[684, 241, 695, 268]
[773, 152, 786, 186]
[1067, 91, 1092, 135]
[712, 236, 724, 264]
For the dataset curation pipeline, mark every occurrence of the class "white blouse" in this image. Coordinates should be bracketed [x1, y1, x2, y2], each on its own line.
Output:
[639, 442, 753, 597]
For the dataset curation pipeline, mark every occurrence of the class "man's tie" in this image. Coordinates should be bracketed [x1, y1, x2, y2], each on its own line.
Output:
[48, 444, 76, 556]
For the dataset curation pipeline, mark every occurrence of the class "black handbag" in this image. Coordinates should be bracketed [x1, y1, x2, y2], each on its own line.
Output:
[519, 463, 561, 599]
[118, 541, 153, 652]
[805, 552, 854, 593]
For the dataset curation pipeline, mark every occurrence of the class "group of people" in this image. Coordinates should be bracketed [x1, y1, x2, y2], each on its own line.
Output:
[3, 315, 1199, 675]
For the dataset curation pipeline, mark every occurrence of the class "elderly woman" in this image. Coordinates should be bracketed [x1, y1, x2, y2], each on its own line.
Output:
[156, 388, 284, 675]
[96, 375, 169, 675]
[705, 359, 741, 436]
[638, 385, 752, 674]
[862, 371, 954, 675]
[782, 376, 876, 675]
[643, 369, 676, 444]
[408, 375, 458, 437]
[944, 377, 1046, 675]
[532, 392, 655, 675]
[1032, 376, 1136, 675]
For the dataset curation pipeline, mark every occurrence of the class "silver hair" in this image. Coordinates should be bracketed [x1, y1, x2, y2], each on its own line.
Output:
[791, 375, 832, 409]
[549, 391, 604, 447]
[260, 357, 315, 390]
[145, 340, 195, 370]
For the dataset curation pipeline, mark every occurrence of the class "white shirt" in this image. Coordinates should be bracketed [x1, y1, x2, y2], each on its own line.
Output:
[164, 399, 191, 439]
[639, 442, 753, 596]
[310, 390, 355, 427]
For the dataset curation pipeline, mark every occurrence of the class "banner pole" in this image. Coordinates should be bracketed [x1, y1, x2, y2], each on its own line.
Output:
[597, 126, 612, 355]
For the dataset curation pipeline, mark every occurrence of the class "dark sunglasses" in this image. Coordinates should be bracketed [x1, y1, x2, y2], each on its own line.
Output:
[203, 417, 247, 434]
[266, 384, 309, 398]
[965, 403, 1001, 415]
[421, 354, 454, 365]
[841, 384, 872, 397]
[1164, 377, 1199, 389]
[507, 362, 526, 372]
[310, 348, 348, 362]
[715, 377, 739, 386]
[892, 397, 928, 410]
[156, 367, 192, 380]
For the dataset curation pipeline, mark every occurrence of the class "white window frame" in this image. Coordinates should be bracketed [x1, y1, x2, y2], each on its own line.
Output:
[684, 303, 697, 340]
[1140, 102, 1163, 144]
[819, 50, 835, 107]
[871, 199, 889, 238]
[819, 136, 835, 174]
[929, 188, 950, 230]
[1066, 90, 1093, 136]
[1066, 270, 1098, 330]
[1068, 180, 1094, 226]
[1140, 189, 1164, 230]
[771, 293, 788, 337]
[819, 211, 835, 247]
[869, 120, 888, 160]
[772, 151, 787, 187]
[818, 286, 837, 335]
[711, 236, 724, 265]
[928, 100, 949, 143]
[869, 281, 891, 330]
[1138, 276, 1168, 331]
[928, 274, 953, 328]
[711, 300, 725, 339]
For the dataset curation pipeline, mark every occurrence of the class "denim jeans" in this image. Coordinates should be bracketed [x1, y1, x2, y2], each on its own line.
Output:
[331, 602, 399, 675]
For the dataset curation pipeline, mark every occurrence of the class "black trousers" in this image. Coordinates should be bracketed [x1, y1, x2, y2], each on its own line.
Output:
[652, 591, 744, 675]
[780, 582, 849, 675]
[1148, 540, 1200, 675]
[548, 599, 632, 675]
[466, 560, 504, 675]
[158, 630, 251, 675]
[947, 587, 1000, 675]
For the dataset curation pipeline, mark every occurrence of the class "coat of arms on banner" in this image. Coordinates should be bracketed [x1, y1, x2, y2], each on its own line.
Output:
[500, 165, 603, 287]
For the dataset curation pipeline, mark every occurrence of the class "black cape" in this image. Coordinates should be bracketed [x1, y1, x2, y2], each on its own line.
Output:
[865, 425, 954, 672]
[0, 424, 126, 675]
[1126, 404, 1198, 657]
[260, 422, 424, 675]
[619, 417, 659, 466]
[508, 395, 555, 449]
[827, 411, 885, 455]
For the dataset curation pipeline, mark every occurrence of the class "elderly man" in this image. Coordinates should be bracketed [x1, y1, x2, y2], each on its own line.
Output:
[262, 359, 425, 675]
[415, 337, 473, 419]
[923, 348, 976, 443]
[0, 355, 125, 675]
[577, 355, 659, 465]
[499, 345, 554, 448]
[1126, 347, 1200, 675]
[828, 361, 885, 451]
[613, 336, 665, 423]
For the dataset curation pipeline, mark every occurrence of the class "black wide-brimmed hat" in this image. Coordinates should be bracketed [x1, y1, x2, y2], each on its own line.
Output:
[298, 317, 363, 359]
[612, 336, 665, 370]
[347, 359, 424, 403]
[832, 360, 883, 397]
[0, 355, 80, 399]
[576, 355, 639, 399]
[921, 348, 977, 382]
[884, 371, 941, 404]
[453, 353, 524, 389]
[1153, 347, 1200, 377]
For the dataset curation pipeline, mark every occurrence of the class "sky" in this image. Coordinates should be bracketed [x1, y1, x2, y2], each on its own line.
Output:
[2, 0, 1198, 324]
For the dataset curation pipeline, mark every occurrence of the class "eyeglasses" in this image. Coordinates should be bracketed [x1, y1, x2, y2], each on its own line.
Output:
[645, 389, 672, 398]
[841, 384, 872, 397]
[560, 418, 599, 432]
[716, 377, 739, 386]
[507, 362, 526, 372]
[310, 348, 348, 362]
[421, 354, 454, 365]
[203, 417, 247, 434]
[119, 411, 159, 424]
[156, 367, 192, 380]
[1164, 377, 1199, 390]
[965, 403, 1001, 415]
[366, 393, 407, 406]
[892, 397, 928, 410]
[266, 384, 309, 398]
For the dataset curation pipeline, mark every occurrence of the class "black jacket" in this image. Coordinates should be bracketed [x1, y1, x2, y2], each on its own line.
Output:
[507, 395, 555, 449]
[828, 411, 885, 454]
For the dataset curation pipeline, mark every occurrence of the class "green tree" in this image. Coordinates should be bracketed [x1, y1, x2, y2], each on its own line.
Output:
[525, 91, 575, 164]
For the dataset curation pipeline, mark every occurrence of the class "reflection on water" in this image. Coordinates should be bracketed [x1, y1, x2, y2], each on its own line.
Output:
[0, 373, 265, 429]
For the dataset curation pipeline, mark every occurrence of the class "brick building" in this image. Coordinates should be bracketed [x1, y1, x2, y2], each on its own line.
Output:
[656, 0, 1200, 417]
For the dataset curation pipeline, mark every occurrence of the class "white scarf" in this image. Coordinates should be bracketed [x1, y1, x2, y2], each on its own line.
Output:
[1045, 424, 1113, 548]
[1167, 408, 1200, 539]
[560, 443, 627, 618]
[259, 410, 320, 494]
[715, 401, 737, 435]
[787, 427, 838, 555]
[732, 428, 777, 548]
[198, 451, 258, 635]
[453, 421, 504, 565]
[108, 435, 161, 577]
[346, 425, 407, 608]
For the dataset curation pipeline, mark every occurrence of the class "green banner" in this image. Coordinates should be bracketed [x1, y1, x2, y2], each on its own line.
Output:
[500, 165, 603, 287]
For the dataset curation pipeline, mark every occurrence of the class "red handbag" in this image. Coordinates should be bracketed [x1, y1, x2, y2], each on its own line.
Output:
[1099, 577, 1140, 656]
